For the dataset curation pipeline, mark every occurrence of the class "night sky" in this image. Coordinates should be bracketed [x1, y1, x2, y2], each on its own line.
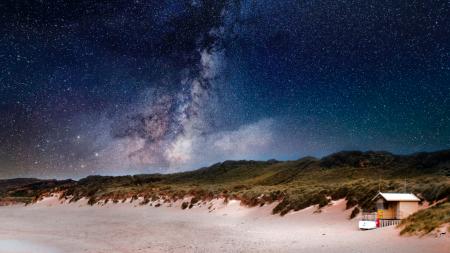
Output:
[1, 0, 449, 179]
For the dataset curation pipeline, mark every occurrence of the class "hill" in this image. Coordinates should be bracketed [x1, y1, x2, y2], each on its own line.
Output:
[1, 149, 449, 235]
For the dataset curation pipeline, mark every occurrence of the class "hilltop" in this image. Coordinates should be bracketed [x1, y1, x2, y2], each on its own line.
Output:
[1, 149, 449, 235]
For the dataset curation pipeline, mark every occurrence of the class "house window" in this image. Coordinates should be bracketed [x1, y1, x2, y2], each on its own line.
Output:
[376, 199, 385, 210]
[376, 198, 390, 210]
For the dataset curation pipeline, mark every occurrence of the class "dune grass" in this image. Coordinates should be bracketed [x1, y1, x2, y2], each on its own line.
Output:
[2, 150, 449, 235]
[399, 201, 450, 235]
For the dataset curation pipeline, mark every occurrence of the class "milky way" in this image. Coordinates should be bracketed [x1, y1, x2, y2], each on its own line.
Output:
[0, 1, 449, 178]
[108, 1, 234, 169]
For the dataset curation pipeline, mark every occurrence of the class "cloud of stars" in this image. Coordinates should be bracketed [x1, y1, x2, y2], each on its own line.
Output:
[0, 0, 449, 178]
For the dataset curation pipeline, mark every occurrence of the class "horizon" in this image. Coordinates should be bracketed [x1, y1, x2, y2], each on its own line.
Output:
[2, 147, 448, 180]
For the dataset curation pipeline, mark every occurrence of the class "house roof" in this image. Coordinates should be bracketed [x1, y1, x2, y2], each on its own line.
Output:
[373, 192, 420, 202]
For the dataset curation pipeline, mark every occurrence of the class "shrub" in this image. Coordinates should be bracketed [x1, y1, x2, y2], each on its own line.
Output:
[140, 198, 150, 205]
[190, 197, 199, 207]
[272, 199, 289, 214]
[349, 207, 360, 219]
[87, 197, 97, 205]
[317, 195, 330, 208]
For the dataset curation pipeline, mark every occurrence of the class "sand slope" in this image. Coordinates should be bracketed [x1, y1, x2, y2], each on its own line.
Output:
[0, 197, 448, 253]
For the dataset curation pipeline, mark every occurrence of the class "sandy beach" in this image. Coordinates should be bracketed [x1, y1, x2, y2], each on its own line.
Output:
[0, 197, 448, 253]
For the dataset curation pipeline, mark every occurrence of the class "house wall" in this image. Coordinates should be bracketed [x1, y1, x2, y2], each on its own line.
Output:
[383, 202, 397, 219]
[397, 201, 419, 219]
[375, 198, 397, 219]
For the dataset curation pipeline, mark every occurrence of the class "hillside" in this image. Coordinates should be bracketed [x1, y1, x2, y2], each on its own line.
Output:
[1, 149, 449, 235]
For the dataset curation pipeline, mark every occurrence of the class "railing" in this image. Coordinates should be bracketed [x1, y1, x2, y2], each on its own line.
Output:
[360, 212, 401, 228]
[379, 219, 401, 228]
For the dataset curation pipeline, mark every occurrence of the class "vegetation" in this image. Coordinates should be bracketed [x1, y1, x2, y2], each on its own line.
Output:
[1, 150, 449, 235]
[399, 201, 450, 235]
[350, 207, 360, 219]
[0, 178, 75, 205]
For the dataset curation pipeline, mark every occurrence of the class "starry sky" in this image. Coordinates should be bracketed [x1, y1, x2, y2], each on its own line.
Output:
[1, 0, 449, 179]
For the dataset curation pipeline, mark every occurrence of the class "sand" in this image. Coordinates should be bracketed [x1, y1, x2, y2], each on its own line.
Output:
[0, 197, 448, 253]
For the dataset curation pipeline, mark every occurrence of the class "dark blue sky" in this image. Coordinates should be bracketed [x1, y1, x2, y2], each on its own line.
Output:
[0, 0, 449, 178]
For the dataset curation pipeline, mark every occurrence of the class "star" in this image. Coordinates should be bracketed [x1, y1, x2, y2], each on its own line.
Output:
[0, 1, 448, 178]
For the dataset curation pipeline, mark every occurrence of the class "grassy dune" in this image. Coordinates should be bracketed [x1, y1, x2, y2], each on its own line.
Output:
[1, 150, 449, 235]
[399, 201, 450, 235]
